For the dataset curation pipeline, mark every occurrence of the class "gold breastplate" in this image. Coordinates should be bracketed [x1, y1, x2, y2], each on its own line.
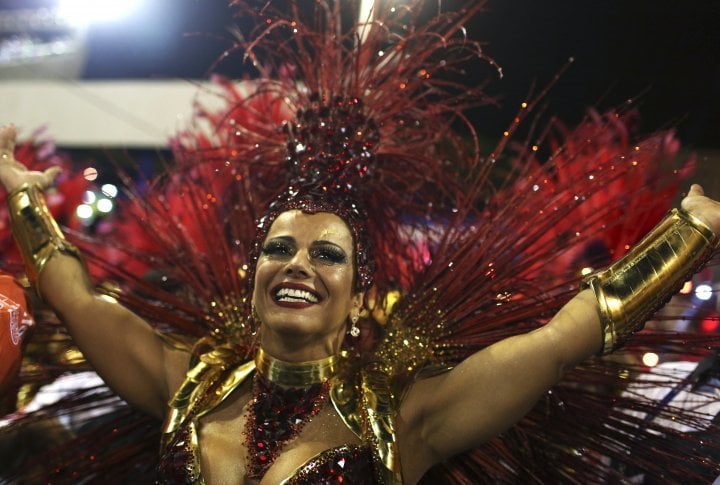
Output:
[161, 349, 403, 484]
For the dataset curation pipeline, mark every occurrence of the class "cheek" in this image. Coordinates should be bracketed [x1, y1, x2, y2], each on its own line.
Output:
[252, 260, 274, 300]
[325, 267, 355, 299]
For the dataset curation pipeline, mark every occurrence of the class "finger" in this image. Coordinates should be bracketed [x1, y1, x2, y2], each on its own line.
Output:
[688, 184, 704, 198]
[41, 166, 62, 188]
[0, 124, 17, 154]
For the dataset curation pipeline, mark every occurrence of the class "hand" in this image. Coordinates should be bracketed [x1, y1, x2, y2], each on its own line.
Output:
[0, 124, 61, 193]
[681, 184, 720, 237]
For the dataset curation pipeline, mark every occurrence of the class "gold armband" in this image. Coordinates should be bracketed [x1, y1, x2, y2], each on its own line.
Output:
[7, 183, 83, 288]
[583, 208, 718, 354]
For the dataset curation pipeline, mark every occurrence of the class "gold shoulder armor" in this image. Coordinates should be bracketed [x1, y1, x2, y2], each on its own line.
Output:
[330, 364, 403, 484]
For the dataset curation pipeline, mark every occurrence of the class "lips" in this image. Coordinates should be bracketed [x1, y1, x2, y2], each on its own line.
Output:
[272, 283, 321, 307]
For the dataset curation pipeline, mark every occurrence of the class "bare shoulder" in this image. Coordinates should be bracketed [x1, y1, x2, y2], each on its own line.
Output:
[162, 344, 194, 397]
[397, 371, 452, 481]
[401, 371, 450, 414]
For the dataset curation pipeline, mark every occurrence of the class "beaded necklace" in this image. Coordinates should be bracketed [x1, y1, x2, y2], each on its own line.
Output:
[245, 348, 337, 478]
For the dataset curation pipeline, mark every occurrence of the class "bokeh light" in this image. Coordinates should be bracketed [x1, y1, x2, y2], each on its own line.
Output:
[695, 284, 713, 301]
[642, 352, 659, 367]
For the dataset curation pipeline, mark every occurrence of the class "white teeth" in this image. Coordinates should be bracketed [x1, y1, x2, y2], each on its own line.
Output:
[275, 287, 318, 303]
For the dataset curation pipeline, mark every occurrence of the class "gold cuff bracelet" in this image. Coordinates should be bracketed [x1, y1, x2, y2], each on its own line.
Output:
[7, 183, 83, 288]
[583, 208, 718, 354]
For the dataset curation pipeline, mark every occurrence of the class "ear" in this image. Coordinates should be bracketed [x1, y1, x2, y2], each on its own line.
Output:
[350, 292, 364, 316]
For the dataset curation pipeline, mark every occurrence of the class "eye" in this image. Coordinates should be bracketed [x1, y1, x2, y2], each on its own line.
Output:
[262, 239, 294, 257]
[310, 244, 348, 264]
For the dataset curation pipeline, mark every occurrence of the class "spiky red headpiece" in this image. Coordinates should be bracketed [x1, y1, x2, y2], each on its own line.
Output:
[173, 1, 493, 298]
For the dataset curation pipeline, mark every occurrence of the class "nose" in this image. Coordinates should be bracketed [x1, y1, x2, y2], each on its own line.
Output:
[284, 250, 312, 278]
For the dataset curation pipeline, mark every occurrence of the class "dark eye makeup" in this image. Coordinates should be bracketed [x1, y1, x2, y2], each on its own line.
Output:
[261, 238, 348, 265]
[261, 239, 294, 256]
[310, 243, 348, 264]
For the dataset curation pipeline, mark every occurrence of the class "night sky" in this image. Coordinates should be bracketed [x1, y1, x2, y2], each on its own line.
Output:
[79, 0, 720, 148]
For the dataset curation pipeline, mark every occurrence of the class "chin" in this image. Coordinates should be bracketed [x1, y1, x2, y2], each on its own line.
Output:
[262, 311, 322, 336]
[270, 320, 315, 337]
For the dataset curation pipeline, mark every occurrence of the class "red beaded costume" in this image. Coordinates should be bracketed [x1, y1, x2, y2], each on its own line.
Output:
[1, 0, 719, 483]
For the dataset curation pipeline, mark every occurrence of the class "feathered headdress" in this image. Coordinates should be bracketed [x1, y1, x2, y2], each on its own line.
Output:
[169, 0, 499, 298]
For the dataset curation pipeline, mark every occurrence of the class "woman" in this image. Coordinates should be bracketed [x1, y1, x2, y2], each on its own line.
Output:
[2, 1, 720, 482]
[1, 119, 719, 482]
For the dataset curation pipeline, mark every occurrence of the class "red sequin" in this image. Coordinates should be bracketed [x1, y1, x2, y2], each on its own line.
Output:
[245, 374, 330, 479]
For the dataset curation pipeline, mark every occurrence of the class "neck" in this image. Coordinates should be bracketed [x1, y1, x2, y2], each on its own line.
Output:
[258, 324, 346, 363]
[254, 347, 338, 387]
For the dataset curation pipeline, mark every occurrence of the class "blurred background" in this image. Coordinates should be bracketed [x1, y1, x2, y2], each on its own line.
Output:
[0, 0, 718, 147]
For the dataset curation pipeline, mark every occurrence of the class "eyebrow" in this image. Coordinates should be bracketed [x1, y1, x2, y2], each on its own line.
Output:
[267, 235, 345, 245]
[266, 236, 351, 254]
[267, 235, 295, 243]
[313, 239, 345, 248]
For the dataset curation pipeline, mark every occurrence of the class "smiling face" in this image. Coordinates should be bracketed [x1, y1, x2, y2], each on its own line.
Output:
[252, 210, 362, 358]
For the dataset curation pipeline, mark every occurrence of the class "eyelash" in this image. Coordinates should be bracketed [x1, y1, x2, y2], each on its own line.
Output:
[262, 241, 293, 256]
[261, 241, 347, 264]
[311, 246, 348, 264]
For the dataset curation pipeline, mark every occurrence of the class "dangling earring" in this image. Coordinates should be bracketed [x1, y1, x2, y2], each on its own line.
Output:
[349, 313, 360, 337]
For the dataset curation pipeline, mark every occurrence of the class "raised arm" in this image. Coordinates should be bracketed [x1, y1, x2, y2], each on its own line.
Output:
[0, 125, 188, 418]
[399, 184, 720, 480]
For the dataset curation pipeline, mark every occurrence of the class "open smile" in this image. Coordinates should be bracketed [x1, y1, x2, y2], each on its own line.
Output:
[272, 283, 322, 305]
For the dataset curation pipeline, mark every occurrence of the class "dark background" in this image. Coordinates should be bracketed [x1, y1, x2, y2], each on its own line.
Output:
[73, 0, 720, 149]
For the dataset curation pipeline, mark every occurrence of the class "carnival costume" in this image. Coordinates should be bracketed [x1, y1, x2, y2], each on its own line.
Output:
[1, 0, 720, 482]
